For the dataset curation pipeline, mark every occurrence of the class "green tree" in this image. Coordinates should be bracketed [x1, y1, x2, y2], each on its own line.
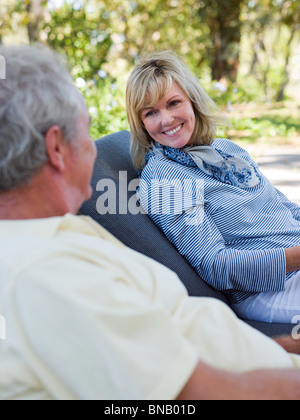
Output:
[0, 0, 21, 43]
[243, 0, 300, 101]
[0, 0, 48, 43]
[43, 1, 112, 80]
[197, 0, 246, 82]
[1, 0, 299, 107]
[276, 0, 300, 101]
[26, 0, 48, 43]
[99, 0, 209, 73]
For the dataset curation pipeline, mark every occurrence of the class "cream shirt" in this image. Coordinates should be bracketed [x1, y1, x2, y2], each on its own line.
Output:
[0, 214, 299, 400]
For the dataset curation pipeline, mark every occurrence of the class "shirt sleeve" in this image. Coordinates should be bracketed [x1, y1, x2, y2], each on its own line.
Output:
[138, 166, 286, 296]
[14, 253, 199, 401]
[275, 187, 300, 221]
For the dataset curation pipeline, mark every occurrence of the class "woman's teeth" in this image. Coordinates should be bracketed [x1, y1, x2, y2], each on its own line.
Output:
[164, 124, 183, 136]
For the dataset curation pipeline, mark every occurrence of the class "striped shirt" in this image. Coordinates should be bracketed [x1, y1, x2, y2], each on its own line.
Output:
[137, 138, 300, 304]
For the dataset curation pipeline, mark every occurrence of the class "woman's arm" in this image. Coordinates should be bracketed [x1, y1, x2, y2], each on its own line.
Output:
[138, 172, 287, 295]
[275, 187, 300, 222]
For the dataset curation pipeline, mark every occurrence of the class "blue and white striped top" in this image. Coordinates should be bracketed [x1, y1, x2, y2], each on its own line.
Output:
[137, 138, 300, 304]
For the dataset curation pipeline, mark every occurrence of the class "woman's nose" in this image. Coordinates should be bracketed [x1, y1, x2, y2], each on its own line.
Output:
[160, 110, 174, 127]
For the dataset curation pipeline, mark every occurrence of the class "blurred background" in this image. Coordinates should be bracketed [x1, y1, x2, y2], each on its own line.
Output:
[0, 0, 300, 198]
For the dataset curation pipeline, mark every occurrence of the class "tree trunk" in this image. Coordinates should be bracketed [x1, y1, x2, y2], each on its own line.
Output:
[206, 0, 244, 82]
[276, 25, 297, 102]
[26, 0, 46, 43]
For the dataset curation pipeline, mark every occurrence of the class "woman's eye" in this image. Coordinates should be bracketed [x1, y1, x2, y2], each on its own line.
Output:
[145, 110, 156, 118]
[170, 100, 181, 107]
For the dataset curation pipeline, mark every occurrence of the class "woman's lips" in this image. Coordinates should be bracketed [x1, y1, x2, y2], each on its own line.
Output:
[163, 124, 184, 136]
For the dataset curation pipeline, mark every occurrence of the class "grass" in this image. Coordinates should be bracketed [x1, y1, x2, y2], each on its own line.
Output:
[218, 101, 300, 148]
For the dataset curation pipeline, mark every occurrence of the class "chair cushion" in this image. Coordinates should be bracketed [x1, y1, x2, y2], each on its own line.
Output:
[80, 131, 294, 337]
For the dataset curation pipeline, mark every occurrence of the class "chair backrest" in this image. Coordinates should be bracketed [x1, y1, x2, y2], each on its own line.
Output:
[80, 131, 228, 303]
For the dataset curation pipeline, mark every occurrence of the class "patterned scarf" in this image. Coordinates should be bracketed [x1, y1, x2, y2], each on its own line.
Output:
[149, 142, 261, 189]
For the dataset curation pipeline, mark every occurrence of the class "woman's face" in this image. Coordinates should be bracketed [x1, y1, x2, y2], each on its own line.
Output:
[141, 82, 196, 149]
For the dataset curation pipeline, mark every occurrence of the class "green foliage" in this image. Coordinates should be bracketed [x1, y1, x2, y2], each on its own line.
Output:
[197, 0, 246, 81]
[43, 2, 113, 81]
[1, 0, 299, 142]
[79, 77, 129, 139]
[218, 103, 300, 145]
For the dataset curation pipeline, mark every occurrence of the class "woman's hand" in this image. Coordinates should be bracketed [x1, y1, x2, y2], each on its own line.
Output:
[285, 246, 300, 273]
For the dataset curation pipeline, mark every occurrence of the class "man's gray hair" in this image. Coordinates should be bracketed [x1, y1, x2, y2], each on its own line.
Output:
[0, 44, 82, 192]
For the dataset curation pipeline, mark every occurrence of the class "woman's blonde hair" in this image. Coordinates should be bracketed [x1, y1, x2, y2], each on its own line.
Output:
[126, 51, 226, 169]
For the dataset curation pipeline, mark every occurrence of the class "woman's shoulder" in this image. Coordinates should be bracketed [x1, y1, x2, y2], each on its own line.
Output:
[213, 138, 255, 164]
[213, 138, 246, 153]
[138, 151, 204, 208]
[141, 149, 192, 183]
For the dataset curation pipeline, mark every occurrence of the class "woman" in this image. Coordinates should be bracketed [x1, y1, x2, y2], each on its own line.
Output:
[126, 51, 300, 324]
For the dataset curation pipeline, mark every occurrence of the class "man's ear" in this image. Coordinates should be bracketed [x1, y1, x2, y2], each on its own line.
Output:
[44, 126, 67, 172]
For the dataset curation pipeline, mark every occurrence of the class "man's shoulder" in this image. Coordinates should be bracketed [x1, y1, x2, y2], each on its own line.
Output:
[0, 215, 120, 277]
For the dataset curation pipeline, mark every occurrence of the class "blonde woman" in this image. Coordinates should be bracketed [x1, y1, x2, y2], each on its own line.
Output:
[126, 51, 300, 324]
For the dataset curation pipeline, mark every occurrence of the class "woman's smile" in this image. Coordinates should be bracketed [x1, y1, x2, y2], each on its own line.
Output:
[163, 123, 184, 137]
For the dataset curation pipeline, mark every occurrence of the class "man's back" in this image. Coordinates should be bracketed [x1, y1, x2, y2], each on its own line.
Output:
[0, 215, 199, 399]
[0, 214, 298, 400]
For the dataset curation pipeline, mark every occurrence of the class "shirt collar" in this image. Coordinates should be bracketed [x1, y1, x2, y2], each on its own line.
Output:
[0, 213, 92, 239]
[0, 213, 125, 248]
